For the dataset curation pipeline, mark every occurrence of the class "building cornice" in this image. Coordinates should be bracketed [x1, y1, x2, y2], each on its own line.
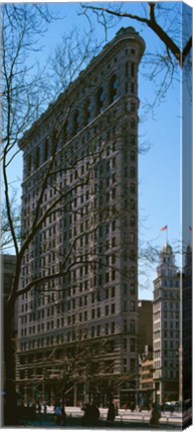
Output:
[19, 27, 145, 149]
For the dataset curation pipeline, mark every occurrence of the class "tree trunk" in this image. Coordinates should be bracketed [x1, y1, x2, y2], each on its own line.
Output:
[4, 306, 18, 425]
[73, 384, 77, 406]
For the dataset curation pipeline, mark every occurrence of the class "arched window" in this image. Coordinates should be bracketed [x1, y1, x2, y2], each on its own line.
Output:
[130, 166, 136, 178]
[131, 83, 135, 94]
[26, 154, 32, 176]
[130, 150, 136, 162]
[44, 139, 49, 162]
[51, 128, 57, 154]
[130, 135, 136, 146]
[73, 109, 79, 134]
[131, 102, 136, 112]
[130, 216, 135, 227]
[131, 62, 135, 77]
[130, 118, 136, 129]
[109, 74, 118, 103]
[63, 120, 68, 142]
[35, 147, 40, 170]
[125, 61, 129, 76]
[84, 99, 91, 126]
[96, 87, 104, 114]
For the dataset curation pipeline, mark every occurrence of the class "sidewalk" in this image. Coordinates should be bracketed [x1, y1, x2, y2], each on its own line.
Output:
[19, 412, 181, 429]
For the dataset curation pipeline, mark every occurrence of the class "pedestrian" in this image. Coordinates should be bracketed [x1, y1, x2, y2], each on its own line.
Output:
[107, 398, 116, 425]
[38, 402, 41, 414]
[61, 404, 66, 426]
[90, 401, 100, 427]
[82, 403, 92, 427]
[130, 401, 135, 412]
[170, 404, 174, 415]
[54, 404, 62, 426]
[31, 401, 36, 420]
[149, 403, 161, 427]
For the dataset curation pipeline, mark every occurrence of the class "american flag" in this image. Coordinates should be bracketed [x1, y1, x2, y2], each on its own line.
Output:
[161, 225, 167, 231]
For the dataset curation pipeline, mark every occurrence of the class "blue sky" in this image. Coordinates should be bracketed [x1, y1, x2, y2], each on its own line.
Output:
[7, 2, 192, 300]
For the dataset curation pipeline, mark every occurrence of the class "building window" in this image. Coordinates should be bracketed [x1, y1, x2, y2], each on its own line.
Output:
[130, 166, 136, 178]
[109, 74, 118, 103]
[97, 325, 101, 336]
[130, 301, 135, 312]
[73, 109, 80, 134]
[20, 370, 25, 379]
[131, 62, 135, 77]
[131, 83, 135, 94]
[105, 305, 109, 316]
[131, 102, 136, 112]
[111, 322, 115, 334]
[130, 284, 135, 295]
[84, 99, 91, 125]
[123, 338, 127, 351]
[35, 147, 40, 170]
[130, 150, 136, 162]
[130, 338, 135, 352]
[130, 118, 136, 129]
[27, 154, 32, 176]
[96, 87, 104, 114]
[105, 323, 109, 334]
[123, 319, 127, 332]
[111, 287, 115, 297]
[125, 61, 129, 76]
[105, 272, 109, 283]
[130, 320, 135, 334]
[123, 358, 127, 373]
[51, 128, 57, 154]
[130, 359, 136, 372]
[111, 303, 115, 314]
[130, 135, 136, 146]
[63, 120, 68, 142]
[44, 139, 49, 161]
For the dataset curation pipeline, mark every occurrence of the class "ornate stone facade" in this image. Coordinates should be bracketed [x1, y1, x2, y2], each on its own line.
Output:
[17, 27, 145, 405]
[153, 244, 180, 404]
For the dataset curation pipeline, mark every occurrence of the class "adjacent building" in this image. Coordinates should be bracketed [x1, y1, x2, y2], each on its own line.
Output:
[138, 300, 153, 356]
[139, 355, 154, 408]
[17, 27, 145, 405]
[153, 244, 180, 404]
[138, 301, 154, 407]
[2, 254, 17, 388]
[182, 245, 192, 404]
[2, 254, 17, 328]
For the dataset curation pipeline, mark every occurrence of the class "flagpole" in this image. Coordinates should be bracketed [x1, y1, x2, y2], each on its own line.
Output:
[161, 225, 168, 245]
[189, 226, 192, 246]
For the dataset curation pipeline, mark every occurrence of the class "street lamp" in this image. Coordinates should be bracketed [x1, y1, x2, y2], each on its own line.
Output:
[135, 375, 140, 410]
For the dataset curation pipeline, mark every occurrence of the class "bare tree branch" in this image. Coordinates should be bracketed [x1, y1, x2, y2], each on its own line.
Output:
[81, 3, 191, 68]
